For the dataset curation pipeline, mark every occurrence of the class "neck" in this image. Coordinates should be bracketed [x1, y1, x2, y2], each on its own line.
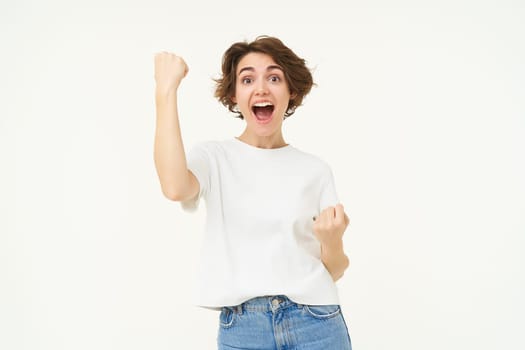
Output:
[237, 130, 287, 149]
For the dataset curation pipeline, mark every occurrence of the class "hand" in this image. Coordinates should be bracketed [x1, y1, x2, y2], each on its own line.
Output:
[154, 52, 189, 94]
[313, 204, 350, 247]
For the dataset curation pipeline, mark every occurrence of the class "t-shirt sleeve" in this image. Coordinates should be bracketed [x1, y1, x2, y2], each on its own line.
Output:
[180, 143, 211, 212]
[319, 165, 340, 211]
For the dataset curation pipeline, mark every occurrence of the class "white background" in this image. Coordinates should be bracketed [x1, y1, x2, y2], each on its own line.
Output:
[1, 0, 524, 349]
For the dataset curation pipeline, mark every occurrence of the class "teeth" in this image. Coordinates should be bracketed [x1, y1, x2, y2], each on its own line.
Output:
[253, 102, 273, 107]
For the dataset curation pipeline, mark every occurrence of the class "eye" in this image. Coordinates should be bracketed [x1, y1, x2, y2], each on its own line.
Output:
[241, 77, 253, 84]
[269, 75, 281, 82]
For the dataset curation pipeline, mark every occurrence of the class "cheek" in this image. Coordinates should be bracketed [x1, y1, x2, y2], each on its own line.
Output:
[235, 89, 249, 103]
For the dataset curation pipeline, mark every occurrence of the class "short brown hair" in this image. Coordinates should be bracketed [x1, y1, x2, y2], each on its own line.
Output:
[214, 36, 314, 119]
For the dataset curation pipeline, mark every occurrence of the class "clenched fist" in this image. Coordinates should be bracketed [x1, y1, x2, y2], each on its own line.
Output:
[313, 204, 350, 247]
[154, 52, 189, 94]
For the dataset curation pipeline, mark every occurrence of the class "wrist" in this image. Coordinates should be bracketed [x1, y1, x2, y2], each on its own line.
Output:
[320, 241, 349, 282]
[320, 240, 346, 264]
[155, 86, 178, 99]
[321, 239, 344, 254]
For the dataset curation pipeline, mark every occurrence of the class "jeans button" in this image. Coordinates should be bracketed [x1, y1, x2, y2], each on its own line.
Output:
[272, 298, 280, 307]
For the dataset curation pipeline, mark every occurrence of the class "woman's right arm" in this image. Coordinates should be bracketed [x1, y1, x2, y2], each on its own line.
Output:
[153, 52, 199, 202]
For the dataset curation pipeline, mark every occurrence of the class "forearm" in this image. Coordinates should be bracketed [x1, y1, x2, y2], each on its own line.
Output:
[154, 90, 190, 199]
[320, 240, 350, 282]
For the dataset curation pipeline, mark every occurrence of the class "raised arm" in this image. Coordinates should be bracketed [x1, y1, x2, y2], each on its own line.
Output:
[154, 52, 199, 201]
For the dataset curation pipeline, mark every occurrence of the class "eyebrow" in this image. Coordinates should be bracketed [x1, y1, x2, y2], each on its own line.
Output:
[238, 65, 284, 75]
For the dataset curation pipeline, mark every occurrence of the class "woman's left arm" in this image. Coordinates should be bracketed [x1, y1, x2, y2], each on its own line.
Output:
[313, 204, 350, 281]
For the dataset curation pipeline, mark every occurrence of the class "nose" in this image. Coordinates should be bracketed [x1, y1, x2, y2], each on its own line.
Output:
[255, 79, 269, 95]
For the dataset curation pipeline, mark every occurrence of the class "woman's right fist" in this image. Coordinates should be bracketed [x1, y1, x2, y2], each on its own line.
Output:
[154, 52, 189, 93]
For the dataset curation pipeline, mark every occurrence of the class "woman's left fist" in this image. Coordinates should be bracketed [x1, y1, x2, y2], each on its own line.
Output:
[313, 204, 350, 246]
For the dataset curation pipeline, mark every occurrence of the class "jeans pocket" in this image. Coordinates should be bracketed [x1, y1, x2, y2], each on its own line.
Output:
[304, 304, 341, 320]
[219, 307, 236, 328]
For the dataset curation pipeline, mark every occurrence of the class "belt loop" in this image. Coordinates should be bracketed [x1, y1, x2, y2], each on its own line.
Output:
[236, 304, 243, 315]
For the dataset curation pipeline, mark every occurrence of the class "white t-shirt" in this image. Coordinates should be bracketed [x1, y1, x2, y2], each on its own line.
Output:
[181, 137, 341, 309]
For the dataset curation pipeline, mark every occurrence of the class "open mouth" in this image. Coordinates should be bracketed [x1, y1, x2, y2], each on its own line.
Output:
[252, 102, 274, 122]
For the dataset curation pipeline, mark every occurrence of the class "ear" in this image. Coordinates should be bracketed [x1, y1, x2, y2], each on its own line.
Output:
[231, 96, 237, 103]
[290, 92, 297, 100]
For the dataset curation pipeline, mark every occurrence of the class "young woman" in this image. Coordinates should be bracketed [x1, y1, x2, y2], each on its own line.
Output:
[154, 36, 352, 350]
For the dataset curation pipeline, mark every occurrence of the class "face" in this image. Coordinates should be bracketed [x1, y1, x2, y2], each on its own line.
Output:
[232, 52, 294, 139]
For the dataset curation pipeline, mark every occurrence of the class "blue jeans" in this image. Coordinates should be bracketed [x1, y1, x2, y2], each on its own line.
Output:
[217, 295, 352, 350]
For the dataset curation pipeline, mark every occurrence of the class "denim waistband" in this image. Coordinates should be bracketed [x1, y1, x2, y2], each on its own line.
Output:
[226, 295, 302, 314]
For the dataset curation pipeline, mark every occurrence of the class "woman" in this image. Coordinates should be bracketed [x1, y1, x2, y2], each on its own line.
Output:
[154, 36, 352, 349]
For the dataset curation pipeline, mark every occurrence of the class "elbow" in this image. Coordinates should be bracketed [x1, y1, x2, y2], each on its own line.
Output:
[342, 255, 350, 275]
[160, 185, 184, 202]
[157, 170, 196, 202]
[343, 255, 350, 270]
[161, 183, 196, 202]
